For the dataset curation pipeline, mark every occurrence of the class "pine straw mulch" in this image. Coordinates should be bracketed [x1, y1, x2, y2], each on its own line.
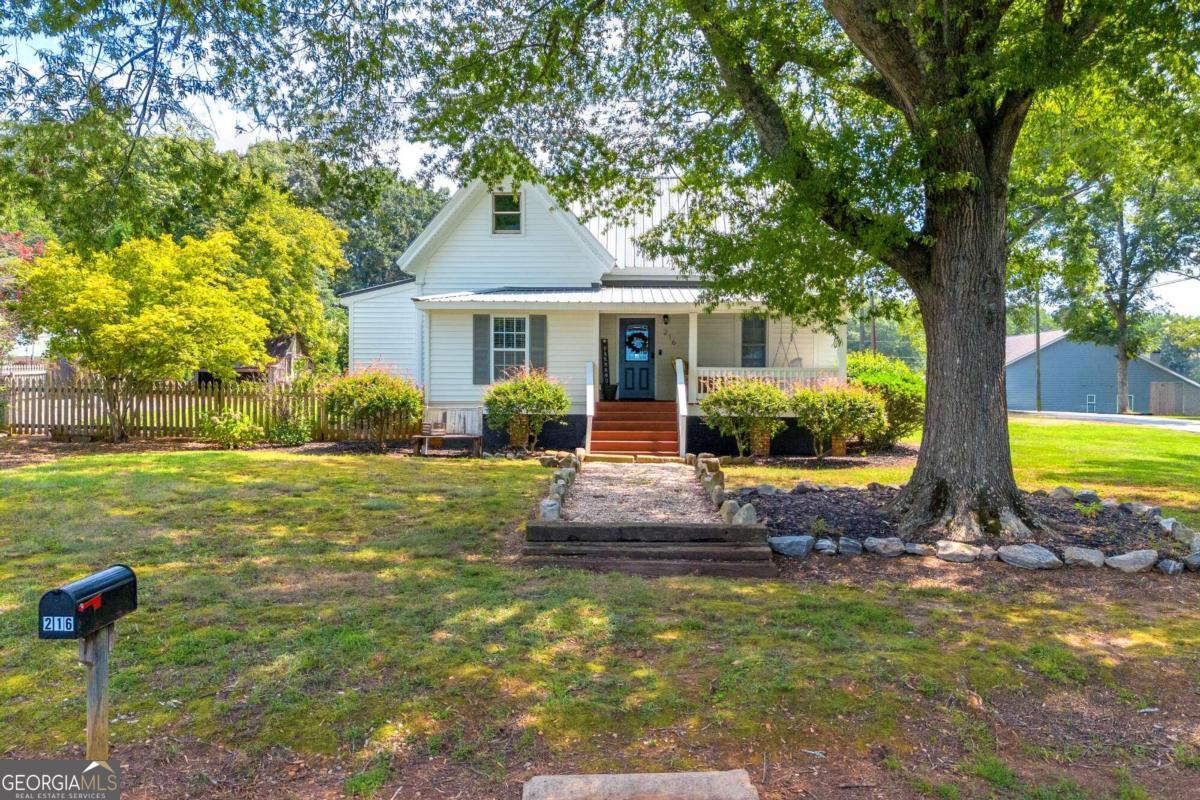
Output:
[745, 483, 1188, 555]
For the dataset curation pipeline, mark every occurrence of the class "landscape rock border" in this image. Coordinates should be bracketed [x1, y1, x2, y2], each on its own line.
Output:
[536, 448, 586, 521]
[688, 463, 1200, 580]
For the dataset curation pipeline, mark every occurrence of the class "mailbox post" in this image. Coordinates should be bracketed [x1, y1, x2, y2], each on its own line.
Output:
[38, 565, 138, 761]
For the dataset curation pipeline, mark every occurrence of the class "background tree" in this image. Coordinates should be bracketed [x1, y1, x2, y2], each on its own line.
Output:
[15, 233, 271, 441]
[1150, 315, 1200, 382]
[245, 142, 447, 293]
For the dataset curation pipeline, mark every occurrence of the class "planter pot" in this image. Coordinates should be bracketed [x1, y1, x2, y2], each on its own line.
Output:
[601, 384, 618, 402]
[830, 435, 847, 457]
[507, 415, 531, 449]
[749, 427, 773, 458]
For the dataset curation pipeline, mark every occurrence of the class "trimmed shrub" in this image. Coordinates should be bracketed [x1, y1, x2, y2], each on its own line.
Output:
[201, 409, 264, 449]
[698, 377, 789, 457]
[790, 383, 887, 459]
[847, 351, 925, 446]
[325, 370, 424, 451]
[483, 367, 571, 450]
[267, 414, 314, 446]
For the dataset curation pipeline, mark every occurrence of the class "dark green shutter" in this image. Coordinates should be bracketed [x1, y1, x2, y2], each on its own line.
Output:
[529, 315, 547, 370]
[473, 314, 491, 384]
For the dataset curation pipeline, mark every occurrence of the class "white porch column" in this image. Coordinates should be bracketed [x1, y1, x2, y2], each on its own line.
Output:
[687, 312, 699, 403]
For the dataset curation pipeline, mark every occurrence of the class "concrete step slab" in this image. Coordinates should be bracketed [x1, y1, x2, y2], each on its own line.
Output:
[523, 770, 760, 800]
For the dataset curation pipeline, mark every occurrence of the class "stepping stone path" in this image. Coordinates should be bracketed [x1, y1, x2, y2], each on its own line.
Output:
[563, 462, 719, 523]
[523, 770, 760, 800]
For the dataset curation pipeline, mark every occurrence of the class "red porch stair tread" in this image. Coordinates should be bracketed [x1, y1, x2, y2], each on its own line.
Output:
[590, 401, 679, 456]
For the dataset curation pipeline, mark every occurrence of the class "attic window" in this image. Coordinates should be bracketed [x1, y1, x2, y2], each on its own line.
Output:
[492, 192, 522, 234]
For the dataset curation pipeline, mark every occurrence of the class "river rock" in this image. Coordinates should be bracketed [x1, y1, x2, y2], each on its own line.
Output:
[538, 455, 558, 467]
[719, 499, 740, 524]
[998, 543, 1063, 570]
[768, 535, 815, 558]
[685, 453, 696, 466]
[1074, 489, 1101, 505]
[1105, 549, 1159, 573]
[791, 481, 821, 494]
[905, 542, 937, 557]
[863, 536, 905, 557]
[1156, 559, 1183, 576]
[731, 503, 758, 525]
[1119, 501, 1160, 519]
[1063, 546, 1105, 567]
[756, 484, 778, 495]
[1050, 486, 1076, 501]
[814, 538, 837, 555]
[838, 537, 863, 555]
[978, 545, 998, 562]
[1183, 552, 1200, 572]
[936, 540, 981, 563]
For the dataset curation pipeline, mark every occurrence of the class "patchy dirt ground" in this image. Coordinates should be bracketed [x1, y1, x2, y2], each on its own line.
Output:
[0, 435, 218, 469]
[746, 483, 1188, 555]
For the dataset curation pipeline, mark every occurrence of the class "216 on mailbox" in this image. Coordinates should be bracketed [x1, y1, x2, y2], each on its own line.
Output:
[38, 565, 137, 640]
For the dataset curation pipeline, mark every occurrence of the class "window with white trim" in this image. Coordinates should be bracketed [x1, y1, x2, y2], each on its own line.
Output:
[492, 192, 522, 233]
[492, 316, 528, 380]
[741, 316, 767, 367]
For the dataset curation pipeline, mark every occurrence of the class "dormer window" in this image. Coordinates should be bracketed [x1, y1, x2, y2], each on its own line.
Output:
[492, 192, 522, 234]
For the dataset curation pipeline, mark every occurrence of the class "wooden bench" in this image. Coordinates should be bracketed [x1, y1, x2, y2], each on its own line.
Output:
[412, 417, 483, 457]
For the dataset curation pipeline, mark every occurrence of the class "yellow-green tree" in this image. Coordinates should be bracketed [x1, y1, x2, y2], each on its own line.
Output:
[16, 233, 271, 441]
[232, 190, 349, 370]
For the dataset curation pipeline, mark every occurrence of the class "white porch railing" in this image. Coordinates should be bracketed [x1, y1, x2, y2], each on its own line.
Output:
[674, 358, 687, 457]
[695, 366, 842, 398]
[584, 361, 596, 451]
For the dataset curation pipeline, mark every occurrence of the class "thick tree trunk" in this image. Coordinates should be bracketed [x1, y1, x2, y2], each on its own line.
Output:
[1116, 350, 1130, 413]
[891, 175, 1035, 543]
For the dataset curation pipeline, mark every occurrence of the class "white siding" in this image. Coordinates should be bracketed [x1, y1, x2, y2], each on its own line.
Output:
[419, 189, 607, 293]
[427, 310, 596, 412]
[347, 283, 422, 380]
[698, 314, 737, 366]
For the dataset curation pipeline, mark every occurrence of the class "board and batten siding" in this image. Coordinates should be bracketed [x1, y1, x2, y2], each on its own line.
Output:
[418, 189, 608, 294]
[427, 310, 596, 411]
[346, 282, 422, 380]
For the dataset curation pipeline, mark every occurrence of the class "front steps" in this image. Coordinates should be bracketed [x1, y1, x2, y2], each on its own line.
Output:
[522, 522, 777, 578]
[590, 401, 679, 456]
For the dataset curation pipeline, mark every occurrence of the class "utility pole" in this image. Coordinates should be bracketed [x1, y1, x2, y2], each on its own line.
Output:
[1034, 270, 1042, 412]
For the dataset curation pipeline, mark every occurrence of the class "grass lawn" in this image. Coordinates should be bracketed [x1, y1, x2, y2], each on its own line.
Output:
[1, 433, 1198, 799]
[726, 417, 1200, 527]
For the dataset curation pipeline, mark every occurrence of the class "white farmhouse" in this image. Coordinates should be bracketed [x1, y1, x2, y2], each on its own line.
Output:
[340, 180, 846, 455]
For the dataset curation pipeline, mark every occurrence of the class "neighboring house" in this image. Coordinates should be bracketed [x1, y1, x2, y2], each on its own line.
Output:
[340, 180, 847, 455]
[197, 334, 307, 385]
[1006, 330, 1200, 416]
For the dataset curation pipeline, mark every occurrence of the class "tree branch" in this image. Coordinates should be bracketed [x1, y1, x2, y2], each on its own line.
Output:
[682, 0, 930, 281]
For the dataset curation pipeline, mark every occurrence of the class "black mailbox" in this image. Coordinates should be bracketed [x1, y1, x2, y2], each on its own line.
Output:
[38, 565, 137, 640]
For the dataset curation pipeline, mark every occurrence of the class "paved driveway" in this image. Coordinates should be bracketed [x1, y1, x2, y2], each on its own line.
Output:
[1011, 409, 1200, 434]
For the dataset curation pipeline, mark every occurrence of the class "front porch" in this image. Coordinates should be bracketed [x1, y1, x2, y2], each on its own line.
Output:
[595, 310, 844, 406]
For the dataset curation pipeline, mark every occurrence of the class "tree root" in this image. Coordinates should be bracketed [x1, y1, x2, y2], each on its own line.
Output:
[889, 479, 1044, 544]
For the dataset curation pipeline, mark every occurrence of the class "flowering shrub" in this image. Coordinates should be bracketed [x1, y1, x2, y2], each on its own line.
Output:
[200, 409, 264, 449]
[483, 367, 570, 450]
[325, 371, 423, 451]
[267, 414, 314, 446]
[698, 378, 789, 457]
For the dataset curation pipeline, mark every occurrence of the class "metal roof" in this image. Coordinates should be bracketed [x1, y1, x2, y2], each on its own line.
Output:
[413, 285, 708, 306]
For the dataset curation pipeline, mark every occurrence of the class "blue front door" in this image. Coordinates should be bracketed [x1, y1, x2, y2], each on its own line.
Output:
[619, 318, 655, 399]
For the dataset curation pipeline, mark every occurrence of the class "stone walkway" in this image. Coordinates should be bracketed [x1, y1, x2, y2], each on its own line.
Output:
[562, 461, 720, 523]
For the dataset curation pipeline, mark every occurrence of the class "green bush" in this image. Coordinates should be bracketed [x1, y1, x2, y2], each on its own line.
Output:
[790, 383, 887, 458]
[483, 367, 571, 450]
[200, 409, 264, 449]
[267, 414, 314, 446]
[325, 370, 424, 451]
[698, 377, 789, 457]
[847, 351, 925, 446]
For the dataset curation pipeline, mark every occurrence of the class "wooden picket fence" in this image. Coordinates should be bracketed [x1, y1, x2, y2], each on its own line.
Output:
[0, 377, 418, 442]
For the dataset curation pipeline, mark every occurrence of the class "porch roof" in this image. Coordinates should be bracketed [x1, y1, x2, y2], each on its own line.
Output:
[413, 285, 714, 309]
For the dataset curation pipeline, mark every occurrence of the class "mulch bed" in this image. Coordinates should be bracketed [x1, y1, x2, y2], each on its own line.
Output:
[746, 483, 1185, 555]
